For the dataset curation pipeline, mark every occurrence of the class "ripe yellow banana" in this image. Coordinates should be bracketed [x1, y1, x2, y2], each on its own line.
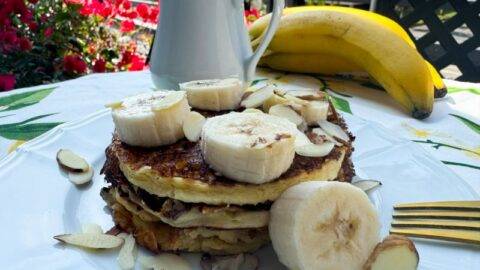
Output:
[250, 6, 446, 99]
[259, 53, 362, 74]
[265, 11, 433, 118]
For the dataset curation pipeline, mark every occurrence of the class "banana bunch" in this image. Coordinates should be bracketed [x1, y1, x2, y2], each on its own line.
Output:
[250, 6, 446, 119]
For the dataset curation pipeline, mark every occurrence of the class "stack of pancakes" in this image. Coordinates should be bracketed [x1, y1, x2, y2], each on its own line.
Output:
[101, 109, 354, 255]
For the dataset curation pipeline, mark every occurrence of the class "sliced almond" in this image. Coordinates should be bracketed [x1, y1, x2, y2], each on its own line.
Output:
[117, 234, 137, 270]
[363, 235, 419, 270]
[243, 108, 263, 114]
[274, 88, 288, 96]
[269, 104, 304, 126]
[54, 233, 123, 249]
[318, 120, 350, 143]
[312, 127, 341, 146]
[151, 91, 186, 111]
[240, 85, 274, 108]
[284, 94, 309, 106]
[68, 166, 94, 185]
[105, 100, 123, 109]
[295, 141, 335, 157]
[82, 223, 103, 235]
[56, 149, 89, 172]
[183, 111, 206, 142]
[139, 253, 191, 270]
[286, 89, 323, 100]
[302, 100, 329, 125]
[352, 179, 382, 193]
[295, 130, 312, 148]
[262, 94, 288, 112]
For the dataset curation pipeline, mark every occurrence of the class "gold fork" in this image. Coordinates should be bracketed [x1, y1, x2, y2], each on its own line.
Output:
[390, 201, 480, 245]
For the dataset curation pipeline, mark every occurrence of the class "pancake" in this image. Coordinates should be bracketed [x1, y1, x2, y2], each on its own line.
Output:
[106, 200, 269, 255]
[106, 111, 354, 205]
[102, 186, 270, 229]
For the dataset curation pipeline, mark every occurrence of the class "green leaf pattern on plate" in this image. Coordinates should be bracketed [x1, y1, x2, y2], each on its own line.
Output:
[0, 114, 63, 140]
[450, 114, 480, 135]
[0, 87, 56, 112]
[447, 86, 480, 95]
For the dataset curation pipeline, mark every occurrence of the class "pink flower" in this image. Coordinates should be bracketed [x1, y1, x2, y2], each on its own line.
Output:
[149, 6, 159, 23]
[120, 20, 135, 32]
[92, 58, 106, 73]
[44, 27, 53, 38]
[63, 54, 87, 74]
[0, 74, 16, 91]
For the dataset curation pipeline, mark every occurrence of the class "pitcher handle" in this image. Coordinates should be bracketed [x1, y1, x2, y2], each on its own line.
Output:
[244, 0, 285, 83]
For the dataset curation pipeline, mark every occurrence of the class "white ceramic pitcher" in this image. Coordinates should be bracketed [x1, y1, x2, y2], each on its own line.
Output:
[150, 0, 284, 89]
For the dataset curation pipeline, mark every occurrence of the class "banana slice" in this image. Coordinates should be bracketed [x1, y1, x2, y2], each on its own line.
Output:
[111, 91, 190, 147]
[301, 100, 329, 125]
[269, 181, 380, 270]
[179, 78, 244, 111]
[243, 108, 263, 114]
[201, 112, 297, 184]
[262, 93, 288, 112]
[269, 104, 304, 126]
[240, 85, 275, 108]
[183, 111, 206, 142]
[311, 127, 341, 146]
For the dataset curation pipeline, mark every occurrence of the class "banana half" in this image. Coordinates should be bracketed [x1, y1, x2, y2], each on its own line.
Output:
[201, 112, 297, 184]
[111, 91, 190, 147]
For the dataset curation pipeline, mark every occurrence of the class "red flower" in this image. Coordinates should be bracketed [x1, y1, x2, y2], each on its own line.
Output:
[19, 37, 32, 51]
[149, 6, 159, 23]
[120, 20, 135, 32]
[79, 5, 93, 16]
[92, 58, 106, 73]
[136, 3, 149, 20]
[44, 27, 53, 38]
[28, 0, 39, 4]
[0, 74, 16, 91]
[118, 50, 133, 68]
[28, 21, 38, 31]
[122, 0, 131, 10]
[129, 54, 145, 71]
[63, 54, 87, 74]
[99, 5, 113, 18]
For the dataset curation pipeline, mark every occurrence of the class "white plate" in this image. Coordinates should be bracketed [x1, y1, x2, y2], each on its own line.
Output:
[1, 109, 478, 270]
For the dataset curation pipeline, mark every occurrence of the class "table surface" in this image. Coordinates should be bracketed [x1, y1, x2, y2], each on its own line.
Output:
[0, 69, 478, 193]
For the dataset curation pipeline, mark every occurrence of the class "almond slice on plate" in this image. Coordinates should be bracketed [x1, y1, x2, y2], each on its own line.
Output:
[352, 179, 382, 193]
[57, 149, 89, 172]
[295, 141, 335, 157]
[294, 130, 312, 148]
[262, 93, 288, 112]
[269, 104, 304, 126]
[82, 223, 103, 235]
[117, 234, 137, 270]
[318, 120, 350, 142]
[240, 85, 274, 108]
[54, 233, 123, 249]
[139, 253, 191, 270]
[363, 235, 419, 270]
[286, 90, 323, 100]
[68, 166, 94, 185]
[105, 100, 123, 109]
[183, 111, 206, 142]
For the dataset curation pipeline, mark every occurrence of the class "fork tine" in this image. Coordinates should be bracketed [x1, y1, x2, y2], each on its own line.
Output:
[393, 210, 480, 220]
[390, 228, 480, 245]
[392, 219, 480, 231]
[394, 201, 480, 211]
